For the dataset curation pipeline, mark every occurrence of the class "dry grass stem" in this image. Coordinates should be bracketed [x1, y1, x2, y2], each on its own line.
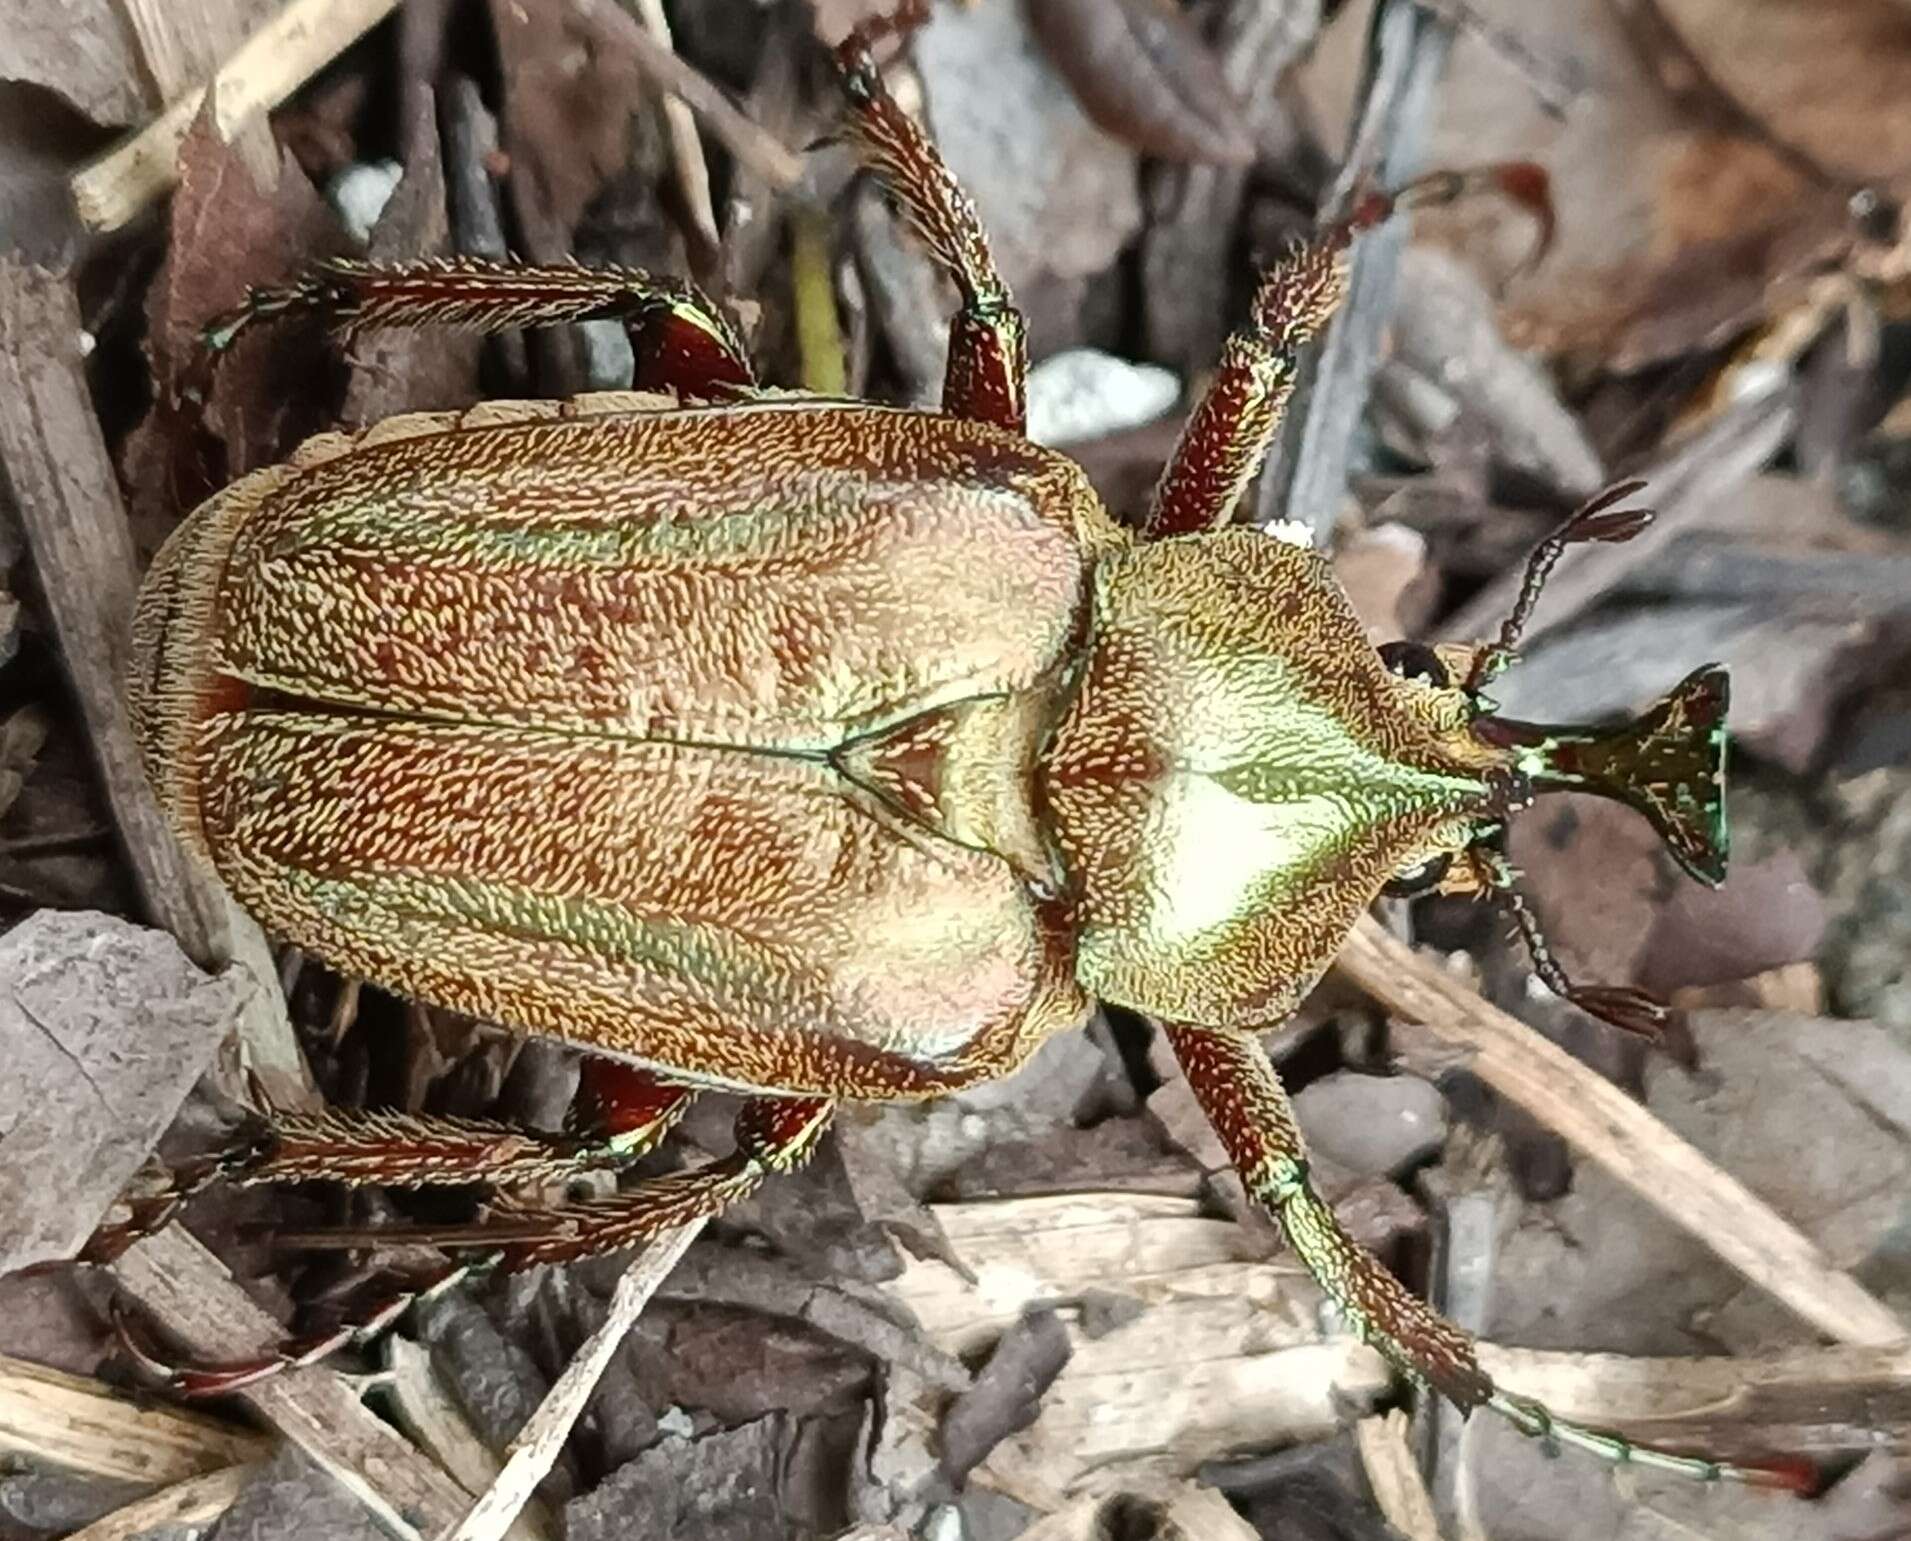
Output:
[624, 0, 722, 255]
[444, 1219, 706, 1541]
[1337, 917, 1906, 1347]
[1356, 1409, 1444, 1541]
[69, 0, 401, 233]
[598, 5, 805, 190]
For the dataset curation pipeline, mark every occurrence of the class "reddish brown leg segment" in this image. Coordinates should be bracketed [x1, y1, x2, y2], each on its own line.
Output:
[1167, 1022, 1811, 1489]
[487, 1094, 834, 1267]
[197, 258, 757, 401]
[1145, 239, 1350, 540]
[833, 13, 1028, 431]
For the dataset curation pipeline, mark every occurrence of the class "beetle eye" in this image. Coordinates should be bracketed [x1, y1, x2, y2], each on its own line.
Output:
[1382, 852, 1452, 899]
[1379, 640, 1449, 688]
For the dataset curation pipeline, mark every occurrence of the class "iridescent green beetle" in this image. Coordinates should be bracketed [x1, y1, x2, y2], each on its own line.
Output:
[90, 4, 1775, 1491]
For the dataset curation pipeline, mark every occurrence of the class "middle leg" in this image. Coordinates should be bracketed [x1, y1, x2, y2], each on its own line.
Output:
[193, 259, 758, 404]
[831, 5, 1028, 432]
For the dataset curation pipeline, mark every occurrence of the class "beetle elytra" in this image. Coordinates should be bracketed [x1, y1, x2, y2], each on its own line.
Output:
[90, 6, 1795, 1492]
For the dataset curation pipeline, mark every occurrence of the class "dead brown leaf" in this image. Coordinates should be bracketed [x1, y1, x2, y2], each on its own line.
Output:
[119, 106, 342, 547]
[1302, 0, 1911, 367]
[1026, 0, 1256, 166]
[0, 911, 253, 1273]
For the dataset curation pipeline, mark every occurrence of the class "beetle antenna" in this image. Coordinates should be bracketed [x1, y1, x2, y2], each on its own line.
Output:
[1466, 481, 1655, 693]
[1333, 161, 1555, 271]
[1478, 847, 1699, 1066]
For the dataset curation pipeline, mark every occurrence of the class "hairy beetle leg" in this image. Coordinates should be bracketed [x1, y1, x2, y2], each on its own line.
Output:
[1146, 240, 1350, 539]
[193, 258, 757, 404]
[80, 1064, 695, 1264]
[111, 1254, 490, 1398]
[1144, 161, 1555, 541]
[480, 1094, 835, 1268]
[132, 1095, 832, 1398]
[1167, 1022, 1808, 1491]
[832, 8, 1028, 432]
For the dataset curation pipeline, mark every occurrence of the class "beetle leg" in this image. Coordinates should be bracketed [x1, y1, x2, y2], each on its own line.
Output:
[194, 258, 757, 402]
[1144, 238, 1348, 539]
[78, 1066, 695, 1265]
[126, 1096, 835, 1397]
[832, 13, 1028, 431]
[112, 1255, 484, 1397]
[1164, 1022, 1489, 1404]
[1166, 1022, 1813, 1490]
[485, 1094, 836, 1269]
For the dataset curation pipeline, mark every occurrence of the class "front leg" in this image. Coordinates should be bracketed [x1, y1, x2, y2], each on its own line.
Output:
[1144, 240, 1349, 540]
[1145, 164, 1555, 540]
[1166, 1021, 1807, 1487]
[1164, 1021, 1488, 1403]
[832, 6, 1027, 431]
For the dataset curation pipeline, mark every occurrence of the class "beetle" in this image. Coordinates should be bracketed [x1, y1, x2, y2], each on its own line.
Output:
[89, 5, 1784, 1491]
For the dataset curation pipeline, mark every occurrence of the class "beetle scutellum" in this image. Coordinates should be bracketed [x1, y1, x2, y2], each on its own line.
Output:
[86, 2, 1796, 1493]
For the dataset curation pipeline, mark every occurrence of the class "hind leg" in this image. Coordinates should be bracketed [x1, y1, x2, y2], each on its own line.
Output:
[81, 1060, 695, 1264]
[120, 1093, 831, 1397]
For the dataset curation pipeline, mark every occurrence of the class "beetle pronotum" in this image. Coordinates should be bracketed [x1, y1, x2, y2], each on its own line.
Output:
[80, 1, 1803, 1496]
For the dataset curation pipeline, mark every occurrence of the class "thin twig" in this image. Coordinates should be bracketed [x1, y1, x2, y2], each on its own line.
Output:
[69, 0, 401, 233]
[63, 1462, 258, 1541]
[111, 1227, 472, 1539]
[1355, 1410, 1444, 1541]
[1335, 917, 1906, 1348]
[594, 2, 805, 192]
[443, 1220, 707, 1541]
[0, 258, 315, 1111]
[1410, 0, 1584, 118]
[1259, 0, 1456, 541]
[623, 0, 722, 259]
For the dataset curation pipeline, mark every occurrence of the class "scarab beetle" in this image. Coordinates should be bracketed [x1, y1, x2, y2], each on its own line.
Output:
[96, 6, 1776, 1489]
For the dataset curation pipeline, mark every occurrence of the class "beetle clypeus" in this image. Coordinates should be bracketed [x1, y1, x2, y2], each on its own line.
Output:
[90, 3, 1790, 1493]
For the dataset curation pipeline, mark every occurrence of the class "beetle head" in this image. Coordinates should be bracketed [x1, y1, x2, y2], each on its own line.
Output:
[1370, 484, 1729, 1053]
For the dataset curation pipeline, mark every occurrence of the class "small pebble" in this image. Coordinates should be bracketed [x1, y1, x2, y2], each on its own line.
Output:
[1024, 347, 1180, 447]
[326, 160, 403, 244]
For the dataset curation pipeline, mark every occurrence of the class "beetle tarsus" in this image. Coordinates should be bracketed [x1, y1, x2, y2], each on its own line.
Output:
[1489, 1391, 1816, 1493]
